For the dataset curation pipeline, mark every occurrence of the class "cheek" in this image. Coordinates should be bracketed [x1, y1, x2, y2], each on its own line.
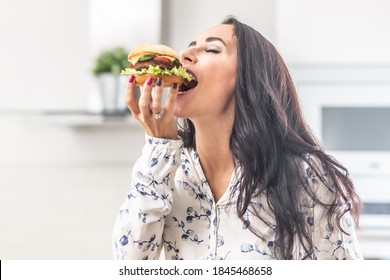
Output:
[207, 69, 236, 111]
[228, 68, 237, 92]
[214, 67, 236, 97]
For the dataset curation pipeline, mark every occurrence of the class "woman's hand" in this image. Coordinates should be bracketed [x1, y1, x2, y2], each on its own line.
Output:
[125, 75, 179, 139]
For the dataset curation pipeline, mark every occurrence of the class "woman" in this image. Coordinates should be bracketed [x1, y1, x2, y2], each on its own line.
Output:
[112, 16, 363, 260]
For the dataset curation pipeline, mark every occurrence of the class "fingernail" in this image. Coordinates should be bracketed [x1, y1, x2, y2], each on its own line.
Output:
[147, 76, 153, 86]
[173, 83, 178, 89]
[156, 77, 162, 86]
[128, 74, 135, 83]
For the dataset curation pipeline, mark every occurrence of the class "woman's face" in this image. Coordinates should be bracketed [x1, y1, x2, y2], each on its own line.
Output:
[174, 24, 237, 121]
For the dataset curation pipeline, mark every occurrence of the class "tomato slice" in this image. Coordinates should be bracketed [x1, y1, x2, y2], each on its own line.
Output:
[153, 56, 172, 63]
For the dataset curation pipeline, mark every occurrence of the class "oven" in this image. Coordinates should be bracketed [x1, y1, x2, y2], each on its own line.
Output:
[291, 65, 390, 259]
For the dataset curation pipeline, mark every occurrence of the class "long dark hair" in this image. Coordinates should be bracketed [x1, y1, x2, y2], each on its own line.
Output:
[179, 16, 361, 259]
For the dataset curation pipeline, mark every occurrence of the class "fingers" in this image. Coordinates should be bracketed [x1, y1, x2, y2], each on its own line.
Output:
[151, 77, 163, 114]
[124, 74, 139, 115]
[165, 83, 179, 113]
[124, 75, 178, 120]
[138, 76, 153, 115]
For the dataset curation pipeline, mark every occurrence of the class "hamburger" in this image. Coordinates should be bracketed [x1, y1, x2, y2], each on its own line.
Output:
[121, 43, 197, 90]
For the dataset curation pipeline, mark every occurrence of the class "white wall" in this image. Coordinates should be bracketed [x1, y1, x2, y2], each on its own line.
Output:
[0, 0, 90, 110]
[0, 115, 146, 259]
[162, 0, 277, 52]
[276, 0, 390, 65]
[0, 159, 137, 259]
[89, 0, 162, 58]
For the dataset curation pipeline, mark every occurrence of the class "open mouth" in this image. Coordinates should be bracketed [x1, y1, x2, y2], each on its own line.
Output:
[179, 71, 198, 93]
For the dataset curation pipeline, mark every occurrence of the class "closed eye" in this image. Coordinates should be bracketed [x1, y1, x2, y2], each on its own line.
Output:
[206, 49, 221, 54]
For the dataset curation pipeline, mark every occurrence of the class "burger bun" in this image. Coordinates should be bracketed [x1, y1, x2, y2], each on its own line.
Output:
[128, 43, 179, 65]
[134, 74, 183, 86]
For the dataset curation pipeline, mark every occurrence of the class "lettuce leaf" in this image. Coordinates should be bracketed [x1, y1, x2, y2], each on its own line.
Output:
[121, 65, 192, 81]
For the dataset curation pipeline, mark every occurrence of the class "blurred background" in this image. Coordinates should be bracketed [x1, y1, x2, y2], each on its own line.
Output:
[0, 0, 389, 259]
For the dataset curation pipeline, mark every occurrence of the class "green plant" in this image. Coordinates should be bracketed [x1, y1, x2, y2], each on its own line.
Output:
[93, 47, 129, 75]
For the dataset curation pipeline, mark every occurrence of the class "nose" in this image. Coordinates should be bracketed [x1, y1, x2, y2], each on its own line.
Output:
[180, 48, 197, 66]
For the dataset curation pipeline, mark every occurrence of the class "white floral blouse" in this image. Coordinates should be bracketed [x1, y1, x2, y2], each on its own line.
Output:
[112, 135, 363, 260]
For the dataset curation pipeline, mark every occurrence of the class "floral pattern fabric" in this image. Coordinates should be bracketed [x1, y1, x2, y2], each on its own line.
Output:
[112, 135, 363, 260]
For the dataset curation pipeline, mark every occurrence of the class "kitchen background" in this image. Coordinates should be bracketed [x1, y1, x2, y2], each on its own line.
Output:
[0, 0, 389, 259]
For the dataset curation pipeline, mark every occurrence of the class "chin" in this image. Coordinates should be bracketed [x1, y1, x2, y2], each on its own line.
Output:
[173, 109, 187, 119]
[173, 103, 195, 119]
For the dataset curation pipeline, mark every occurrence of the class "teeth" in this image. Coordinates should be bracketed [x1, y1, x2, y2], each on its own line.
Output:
[185, 69, 197, 81]
[189, 73, 197, 81]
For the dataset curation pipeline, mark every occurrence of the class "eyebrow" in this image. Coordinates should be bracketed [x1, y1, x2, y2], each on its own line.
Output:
[188, 36, 227, 48]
